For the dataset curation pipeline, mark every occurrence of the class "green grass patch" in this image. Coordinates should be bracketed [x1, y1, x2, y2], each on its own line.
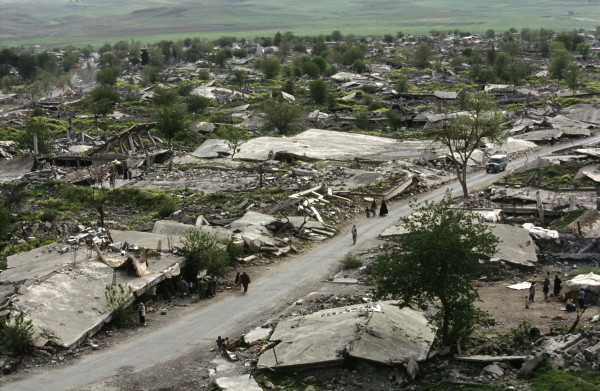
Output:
[531, 360, 600, 391]
[552, 210, 587, 230]
[340, 253, 363, 270]
[356, 172, 408, 194]
[505, 163, 597, 188]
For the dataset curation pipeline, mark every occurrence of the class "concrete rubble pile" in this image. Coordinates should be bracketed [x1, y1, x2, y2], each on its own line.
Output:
[257, 301, 436, 377]
[0, 228, 189, 350]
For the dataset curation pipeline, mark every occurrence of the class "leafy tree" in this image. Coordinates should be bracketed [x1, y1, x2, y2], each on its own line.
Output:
[141, 65, 162, 84]
[0, 312, 35, 355]
[187, 95, 212, 116]
[309, 79, 329, 105]
[17, 53, 37, 81]
[395, 75, 409, 93]
[576, 42, 591, 60]
[262, 100, 305, 135]
[256, 56, 280, 79]
[61, 49, 80, 72]
[99, 52, 116, 68]
[104, 283, 134, 326]
[352, 59, 366, 74]
[549, 47, 572, 80]
[181, 230, 230, 281]
[152, 86, 179, 106]
[96, 66, 120, 86]
[369, 193, 499, 345]
[564, 63, 580, 95]
[18, 117, 54, 155]
[414, 42, 433, 68]
[383, 34, 394, 43]
[331, 30, 343, 42]
[273, 31, 282, 46]
[214, 124, 249, 158]
[440, 91, 506, 197]
[155, 104, 187, 146]
[230, 69, 247, 87]
[87, 85, 120, 120]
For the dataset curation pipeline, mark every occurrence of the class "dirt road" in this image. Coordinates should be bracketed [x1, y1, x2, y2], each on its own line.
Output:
[4, 136, 600, 391]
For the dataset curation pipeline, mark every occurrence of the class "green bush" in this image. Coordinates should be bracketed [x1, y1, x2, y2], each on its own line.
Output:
[181, 230, 230, 279]
[105, 283, 134, 326]
[157, 200, 178, 218]
[511, 320, 533, 350]
[0, 312, 35, 355]
[340, 253, 363, 270]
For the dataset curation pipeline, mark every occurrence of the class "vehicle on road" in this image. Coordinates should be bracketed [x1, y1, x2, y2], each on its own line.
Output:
[486, 154, 508, 173]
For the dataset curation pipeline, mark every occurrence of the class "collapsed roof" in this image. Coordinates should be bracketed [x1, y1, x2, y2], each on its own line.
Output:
[258, 301, 435, 370]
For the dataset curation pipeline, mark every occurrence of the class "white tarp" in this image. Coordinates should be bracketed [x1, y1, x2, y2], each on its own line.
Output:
[564, 272, 600, 295]
[522, 223, 559, 239]
[507, 282, 532, 290]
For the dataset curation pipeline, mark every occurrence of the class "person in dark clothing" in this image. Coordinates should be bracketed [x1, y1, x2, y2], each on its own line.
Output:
[379, 199, 388, 216]
[138, 302, 146, 326]
[553, 275, 562, 296]
[370, 200, 377, 217]
[240, 272, 251, 293]
[234, 272, 241, 290]
[578, 287, 586, 309]
[528, 282, 535, 303]
[351, 225, 357, 245]
[543, 277, 550, 301]
[365, 207, 370, 218]
[566, 298, 576, 312]
[216, 336, 224, 353]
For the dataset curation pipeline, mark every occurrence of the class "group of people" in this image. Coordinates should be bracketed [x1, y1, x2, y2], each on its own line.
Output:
[528, 274, 563, 303]
[215, 336, 230, 354]
[365, 199, 388, 218]
[354, 199, 390, 245]
[526, 274, 587, 312]
[234, 271, 251, 293]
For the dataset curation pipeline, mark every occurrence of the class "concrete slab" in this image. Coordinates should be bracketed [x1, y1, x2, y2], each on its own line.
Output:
[490, 186, 598, 210]
[548, 115, 591, 137]
[4, 243, 186, 348]
[215, 375, 262, 391]
[244, 326, 272, 343]
[488, 224, 538, 268]
[258, 302, 435, 370]
[574, 148, 600, 158]
[213, 129, 446, 162]
[513, 129, 562, 142]
[561, 103, 600, 125]
[151, 220, 232, 243]
[577, 164, 600, 183]
[230, 211, 279, 235]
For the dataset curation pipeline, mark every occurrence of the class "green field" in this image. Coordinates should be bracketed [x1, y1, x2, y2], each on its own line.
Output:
[0, 0, 599, 48]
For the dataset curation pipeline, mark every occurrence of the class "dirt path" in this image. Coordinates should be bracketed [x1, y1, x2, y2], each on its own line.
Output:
[3, 136, 600, 391]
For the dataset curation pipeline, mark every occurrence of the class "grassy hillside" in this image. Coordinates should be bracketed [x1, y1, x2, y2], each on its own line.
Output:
[0, 0, 599, 48]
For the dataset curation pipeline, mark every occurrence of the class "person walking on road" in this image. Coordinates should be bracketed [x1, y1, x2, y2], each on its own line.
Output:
[216, 336, 224, 354]
[379, 199, 388, 216]
[234, 272, 241, 290]
[138, 302, 146, 326]
[370, 200, 377, 217]
[240, 272, 251, 293]
[351, 225, 357, 245]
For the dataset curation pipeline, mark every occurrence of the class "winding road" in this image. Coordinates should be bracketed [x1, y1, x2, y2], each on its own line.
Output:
[4, 135, 600, 391]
